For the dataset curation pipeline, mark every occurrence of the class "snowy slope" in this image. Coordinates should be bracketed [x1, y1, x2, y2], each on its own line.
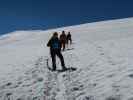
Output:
[0, 18, 133, 100]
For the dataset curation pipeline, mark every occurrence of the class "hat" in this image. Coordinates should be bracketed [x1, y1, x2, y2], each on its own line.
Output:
[53, 32, 58, 36]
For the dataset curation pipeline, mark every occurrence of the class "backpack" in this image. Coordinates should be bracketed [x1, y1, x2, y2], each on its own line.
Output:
[51, 38, 60, 49]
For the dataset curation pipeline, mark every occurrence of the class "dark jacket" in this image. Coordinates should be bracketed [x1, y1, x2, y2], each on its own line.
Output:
[67, 33, 71, 40]
[60, 34, 67, 41]
[47, 37, 61, 51]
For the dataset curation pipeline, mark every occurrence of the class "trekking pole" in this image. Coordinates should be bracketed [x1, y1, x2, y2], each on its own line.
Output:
[44, 56, 51, 70]
[46, 58, 49, 68]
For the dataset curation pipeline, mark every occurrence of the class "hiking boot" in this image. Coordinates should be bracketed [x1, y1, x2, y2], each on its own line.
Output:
[52, 67, 56, 71]
[51, 69, 56, 72]
[62, 66, 67, 71]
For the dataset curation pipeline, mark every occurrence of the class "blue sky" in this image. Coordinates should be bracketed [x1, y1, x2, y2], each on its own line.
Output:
[0, 0, 133, 35]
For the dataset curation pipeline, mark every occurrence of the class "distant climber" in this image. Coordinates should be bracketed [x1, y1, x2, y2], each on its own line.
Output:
[60, 31, 67, 51]
[47, 32, 67, 71]
[66, 31, 72, 46]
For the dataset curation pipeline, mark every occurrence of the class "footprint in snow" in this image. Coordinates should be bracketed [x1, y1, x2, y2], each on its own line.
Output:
[77, 95, 95, 100]
[105, 95, 121, 100]
[6, 82, 12, 87]
[128, 97, 133, 100]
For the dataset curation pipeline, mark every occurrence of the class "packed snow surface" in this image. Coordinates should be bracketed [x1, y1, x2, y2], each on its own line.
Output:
[0, 18, 133, 100]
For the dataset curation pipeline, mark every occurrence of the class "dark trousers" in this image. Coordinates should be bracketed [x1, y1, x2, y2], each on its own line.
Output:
[50, 49, 65, 70]
[67, 38, 72, 44]
[61, 40, 66, 51]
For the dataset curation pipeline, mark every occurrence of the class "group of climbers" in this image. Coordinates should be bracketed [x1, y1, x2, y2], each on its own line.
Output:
[47, 31, 72, 71]
[60, 31, 72, 51]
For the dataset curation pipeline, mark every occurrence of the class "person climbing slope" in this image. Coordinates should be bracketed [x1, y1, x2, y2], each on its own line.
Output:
[47, 32, 67, 71]
[66, 32, 72, 48]
[60, 31, 67, 51]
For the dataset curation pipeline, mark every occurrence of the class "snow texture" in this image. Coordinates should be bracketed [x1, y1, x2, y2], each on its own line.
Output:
[0, 18, 133, 100]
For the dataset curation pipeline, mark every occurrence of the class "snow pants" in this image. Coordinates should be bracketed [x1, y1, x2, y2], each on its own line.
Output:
[60, 40, 66, 51]
[50, 49, 65, 70]
[67, 38, 72, 45]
